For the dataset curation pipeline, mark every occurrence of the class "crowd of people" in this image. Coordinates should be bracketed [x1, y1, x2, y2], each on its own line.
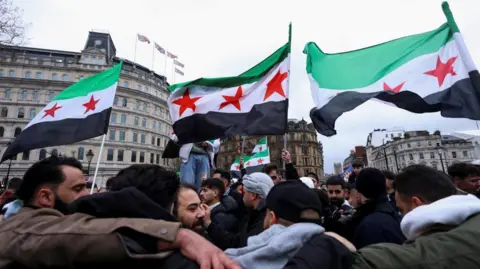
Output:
[0, 149, 479, 268]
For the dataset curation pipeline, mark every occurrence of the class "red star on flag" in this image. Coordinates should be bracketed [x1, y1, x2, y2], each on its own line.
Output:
[235, 164, 240, 170]
[259, 146, 263, 151]
[257, 158, 264, 164]
[383, 82, 405, 93]
[246, 161, 251, 166]
[264, 70, 288, 101]
[172, 88, 202, 116]
[42, 103, 62, 119]
[424, 56, 458, 87]
[83, 95, 100, 114]
[219, 86, 244, 111]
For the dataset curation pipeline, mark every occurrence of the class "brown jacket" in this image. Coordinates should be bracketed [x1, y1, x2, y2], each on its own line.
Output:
[0, 207, 181, 268]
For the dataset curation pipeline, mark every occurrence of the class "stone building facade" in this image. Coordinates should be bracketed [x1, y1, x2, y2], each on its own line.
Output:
[216, 119, 324, 179]
[0, 31, 178, 186]
[366, 130, 475, 173]
[343, 146, 367, 169]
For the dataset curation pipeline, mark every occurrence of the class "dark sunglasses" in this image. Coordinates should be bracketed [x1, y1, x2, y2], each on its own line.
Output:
[328, 190, 342, 194]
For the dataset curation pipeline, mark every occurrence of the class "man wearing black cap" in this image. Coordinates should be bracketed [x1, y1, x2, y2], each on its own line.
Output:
[224, 180, 351, 268]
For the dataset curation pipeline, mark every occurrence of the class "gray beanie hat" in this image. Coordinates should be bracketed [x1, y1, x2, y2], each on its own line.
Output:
[242, 172, 274, 198]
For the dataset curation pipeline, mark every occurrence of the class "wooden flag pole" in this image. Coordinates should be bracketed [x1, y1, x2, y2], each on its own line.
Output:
[90, 134, 106, 194]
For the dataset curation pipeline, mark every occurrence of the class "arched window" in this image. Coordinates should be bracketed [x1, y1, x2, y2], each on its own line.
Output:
[142, 118, 147, 128]
[48, 91, 55, 100]
[0, 127, 4, 137]
[4, 88, 10, 99]
[33, 90, 39, 101]
[152, 121, 157, 129]
[14, 127, 21, 137]
[39, 149, 47, 160]
[78, 147, 84, 160]
[25, 71, 31, 79]
[62, 74, 68, 81]
[113, 96, 118, 106]
[29, 108, 36, 119]
[52, 73, 58, 80]
[0, 69, 3, 76]
[22, 151, 30, 160]
[143, 102, 147, 112]
[122, 97, 127, 107]
[1, 107, 7, 117]
[22, 90, 28, 100]
[136, 100, 140, 110]
[17, 108, 24, 118]
[35, 72, 42, 79]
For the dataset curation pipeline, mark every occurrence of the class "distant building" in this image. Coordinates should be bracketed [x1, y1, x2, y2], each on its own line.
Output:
[333, 162, 342, 175]
[366, 130, 474, 173]
[343, 146, 367, 169]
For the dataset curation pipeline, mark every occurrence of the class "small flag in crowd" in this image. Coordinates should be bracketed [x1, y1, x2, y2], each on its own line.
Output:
[137, 34, 150, 44]
[252, 137, 268, 153]
[306, 2, 480, 137]
[167, 51, 178, 59]
[1, 63, 122, 162]
[154, 42, 166, 54]
[175, 68, 184, 76]
[230, 148, 271, 173]
[168, 25, 291, 144]
[174, 60, 185, 68]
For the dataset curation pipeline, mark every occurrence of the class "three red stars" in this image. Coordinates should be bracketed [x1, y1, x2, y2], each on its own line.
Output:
[219, 86, 244, 111]
[172, 88, 202, 116]
[383, 82, 405, 93]
[83, 95, 100, 114]
[264, 70, 288, 101]
[424, 56, 457, 86]
[42, 103, 62, 119]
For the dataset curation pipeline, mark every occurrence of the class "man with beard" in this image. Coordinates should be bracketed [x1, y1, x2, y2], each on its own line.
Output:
[174, 184, 207, 233]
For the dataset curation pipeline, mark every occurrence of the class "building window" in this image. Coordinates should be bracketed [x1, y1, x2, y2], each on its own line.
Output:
[52, 73, 58, 80]
[452, 152, 457, 159]
[110, 112, 117, 123]
[14, 127, 21, 137]
[428, 140, 432, 146]
[117, 150, 124, 162]
[8, 70, 15, 77]
[0, 127, 3, 137]
[107, 149, 114, 161]
[78, 75, 84, 81]
[136, 100, 141, 110]
[35, 72, 42, 79]
[4, 88, 10, 99]
[120, 113, 127, 124]
[151, 136, 155, 145]
[463, 151, 468, 158]
[25, 71, 31, 79]
[22, 151, 30, 160]
[430, 152, 435, 159]
[142, 118, 147, 128]
[29, 108, 36, 119]
[141, 134, 146, 144]
[17, 108, 24, 118]
[39, 149, 47, 160]
[33, 90, 39, 101]
[62, 74, 68, 81]
[156, 154, 160, 164]
[22, 90, 28, 100]
[409, 153, 414, 161]
[139, 152, 145, 163]
[133, 133, 138, 143]
[143, 103, 147, 112]
[122, 97, 127, 107]
[78, 147, 84, 160]
[113, 96, 118, 106]
[0, 69, 3, 76]
[119, 131, 126, 141]
[1, 107, 7, 117]
[48, 91, 55, 100]
[157, 138, 160, 146]
[134, 117, 139, 126]
[109, 129, 116, 140]
[150, 153, 154, 164]
[407, 143, 411, 148]
[419, 153, 424, 160]
[432, 163, 438, 170]
[123, 81, 129, 88]
[131, 151, 137, 162]
[153, 121, 157, 129]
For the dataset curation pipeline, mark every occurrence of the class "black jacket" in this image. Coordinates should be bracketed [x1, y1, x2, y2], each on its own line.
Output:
[206, 199, 267, 250]
[284, 233, 353, 269]
[348, 172, 357, 184]
[211, 196, 239, 232]
[225, 189, 246, 220]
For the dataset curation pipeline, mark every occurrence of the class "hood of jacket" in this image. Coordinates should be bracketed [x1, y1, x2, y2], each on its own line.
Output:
[225, 223, 324, 269]
[401, 194, 480, 240]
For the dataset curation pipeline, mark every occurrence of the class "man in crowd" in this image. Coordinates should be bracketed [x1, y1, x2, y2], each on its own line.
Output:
[175, 184, 207, 233]
[383, 170, 400, 214]
[448, 162, 480, 196]
[0, 157, 238, 268]
[307, 172, 320, 189]
[202, 172, 274, 250]
[225, 180, 346, 268]
[323, 175, 354, 232]
[287, 165, 480, 268]
[348, 160, 364, 184]
[213, 168, 243, 214]
[200, 178, 238, 232]
[263, 163, 282, 185]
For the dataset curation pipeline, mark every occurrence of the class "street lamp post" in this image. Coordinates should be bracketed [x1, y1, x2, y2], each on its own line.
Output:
[393, 148, 400, 173]
[435, 144, 446, 173]
[86, 149, 94, 177]
[382, 139, 390, 171]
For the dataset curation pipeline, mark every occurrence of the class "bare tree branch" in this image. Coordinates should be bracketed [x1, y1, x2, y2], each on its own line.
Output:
[0, 0, 28, 46]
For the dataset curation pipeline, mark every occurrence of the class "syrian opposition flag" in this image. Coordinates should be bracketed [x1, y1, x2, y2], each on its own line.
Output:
[230, 148, 271, 177]
[252, 137, 267, 153]
[306, 2, 480, 137]
[168, 26, 291, 144]
[1, 63, 122, 162]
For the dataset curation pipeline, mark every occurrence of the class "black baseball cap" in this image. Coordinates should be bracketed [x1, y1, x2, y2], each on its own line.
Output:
[266, 180, 323, 223]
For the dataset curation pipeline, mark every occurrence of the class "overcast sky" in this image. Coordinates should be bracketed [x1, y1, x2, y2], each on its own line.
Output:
[14, 0, 480, 173]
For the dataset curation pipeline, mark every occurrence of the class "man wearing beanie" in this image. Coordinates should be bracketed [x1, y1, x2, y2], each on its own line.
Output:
[343, 168, 405, 248]
[225, 180, 351, 268]
[202, 172, 274, 250]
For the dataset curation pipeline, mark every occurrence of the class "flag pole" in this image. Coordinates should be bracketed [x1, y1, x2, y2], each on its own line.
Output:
[151, 43, 155, 71]
[134, 35, 138, 63]
[164, 51, 168, 78]
[90, 134, 106, 194]
[172, 59, 176, 83]
[283, 23, 292, 174]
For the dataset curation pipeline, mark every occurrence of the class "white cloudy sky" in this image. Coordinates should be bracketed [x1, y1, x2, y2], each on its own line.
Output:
[14, 0, 480, 173]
